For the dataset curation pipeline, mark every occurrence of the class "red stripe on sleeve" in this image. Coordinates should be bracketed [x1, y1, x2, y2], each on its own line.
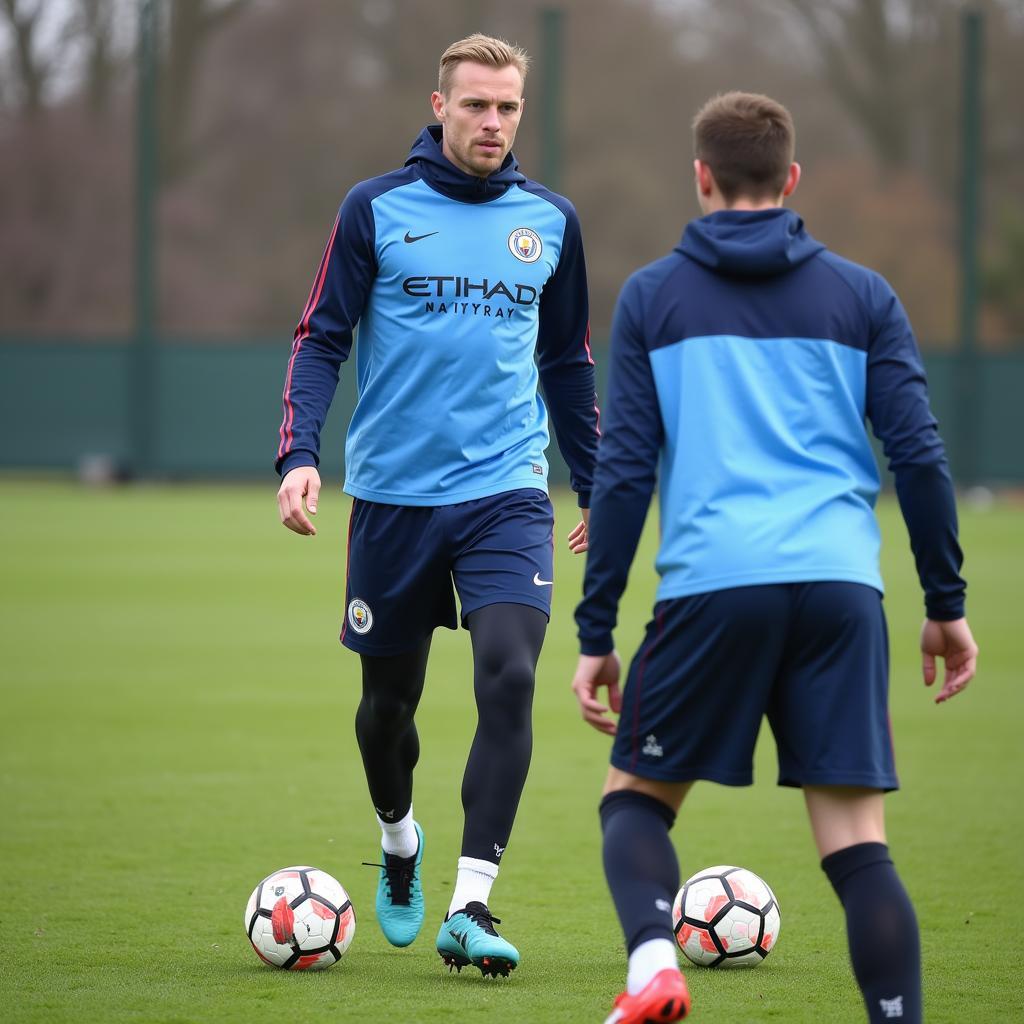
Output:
[583, 322, 602, 437]
[278, 214, 341, 460]
[583, 322, 595, 366]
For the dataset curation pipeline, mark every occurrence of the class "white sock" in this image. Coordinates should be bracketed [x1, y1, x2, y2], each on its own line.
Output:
[626, 938, 679, 995]
[377, 806, 418, 859]
[447, 856, 498, 918]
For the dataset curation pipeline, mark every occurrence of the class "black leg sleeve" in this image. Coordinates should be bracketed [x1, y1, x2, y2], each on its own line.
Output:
[354, 640, 430, 822]
[460, 603, 547, 863]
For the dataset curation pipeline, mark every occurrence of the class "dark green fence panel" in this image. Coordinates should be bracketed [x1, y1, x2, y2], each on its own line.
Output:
[976, 356, 1024, 481]
[2, 340, 1022, 484]
[153, 344, 354, 477]
[0, 343, 132, 468]
[913, 353, 1024, 483]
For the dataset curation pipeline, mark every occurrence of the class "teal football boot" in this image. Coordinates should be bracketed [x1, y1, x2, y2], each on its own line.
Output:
[366, 822, 424, 947]
[436, 901, 519, 977]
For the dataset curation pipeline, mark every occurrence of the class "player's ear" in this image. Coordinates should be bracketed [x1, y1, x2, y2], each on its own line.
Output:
[431, 90, 445, 122]
[694, 159, 713, 197]
[782, 162, 801, 198]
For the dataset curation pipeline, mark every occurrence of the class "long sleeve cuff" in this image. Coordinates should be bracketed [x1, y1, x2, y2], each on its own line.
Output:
[892, 460, 966, 620]
[277, 449, 318, 478]
[579, 634, 614, 657]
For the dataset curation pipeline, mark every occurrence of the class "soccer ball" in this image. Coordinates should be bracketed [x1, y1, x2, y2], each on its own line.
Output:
[672, 865, 780, 968]
[244, 865, 356, 970]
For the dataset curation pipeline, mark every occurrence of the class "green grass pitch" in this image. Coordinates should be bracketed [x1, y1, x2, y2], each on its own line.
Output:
[0, 480, 1021, 1023]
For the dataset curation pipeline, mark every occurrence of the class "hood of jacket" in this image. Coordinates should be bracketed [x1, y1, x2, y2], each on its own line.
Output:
[405, 125, 525, 203]
[677, 208, 824, 277]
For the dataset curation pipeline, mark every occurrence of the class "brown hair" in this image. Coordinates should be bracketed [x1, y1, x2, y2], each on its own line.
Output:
[438, 33, 530, 96]
[693, 92, 795, 203]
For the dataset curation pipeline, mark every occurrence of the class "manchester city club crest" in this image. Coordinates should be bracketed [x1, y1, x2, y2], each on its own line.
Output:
[508, 227, 542, 263]
[347, 598, 373, 634]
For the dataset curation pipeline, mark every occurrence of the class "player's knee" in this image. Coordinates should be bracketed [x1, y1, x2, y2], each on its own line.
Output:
[603, 769, 692, 813]
[358, 690, 417, 733]
[476, 655, 536, 722]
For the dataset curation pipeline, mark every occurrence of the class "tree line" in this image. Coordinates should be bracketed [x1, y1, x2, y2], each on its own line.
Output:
[1, 0, 1021, 344]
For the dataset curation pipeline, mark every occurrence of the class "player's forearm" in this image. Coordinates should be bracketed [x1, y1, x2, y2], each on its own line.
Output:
[275, 342, 345, 475]
[893, 460, 966, 620]
[540, 362, 600, 507]
[575, 472, 655, 655]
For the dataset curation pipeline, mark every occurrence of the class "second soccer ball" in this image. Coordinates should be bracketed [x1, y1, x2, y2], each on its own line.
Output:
[672, 864, 780, 968]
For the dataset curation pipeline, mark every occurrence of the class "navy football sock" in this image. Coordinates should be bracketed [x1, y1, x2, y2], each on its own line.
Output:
[822, 842, 921, 1024]
[600, 790, 679, 953]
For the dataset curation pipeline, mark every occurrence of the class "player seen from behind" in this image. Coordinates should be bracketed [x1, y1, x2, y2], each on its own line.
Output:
[571, 91, 978, 1024]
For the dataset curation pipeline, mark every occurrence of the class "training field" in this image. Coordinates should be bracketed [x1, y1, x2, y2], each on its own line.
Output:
[1, 480, 1020, 1023]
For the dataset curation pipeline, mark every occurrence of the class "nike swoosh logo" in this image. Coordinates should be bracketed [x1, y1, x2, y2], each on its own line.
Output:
[532, 572, 554, 587]
[404, 230, 438, 243]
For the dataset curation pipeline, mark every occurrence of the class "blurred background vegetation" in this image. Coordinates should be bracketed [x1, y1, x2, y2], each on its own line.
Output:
[1, 0, 1022, 480]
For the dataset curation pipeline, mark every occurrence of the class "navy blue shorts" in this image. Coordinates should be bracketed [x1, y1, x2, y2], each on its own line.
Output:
[340, 487, 554, 655]
[611, 583, 898, 791]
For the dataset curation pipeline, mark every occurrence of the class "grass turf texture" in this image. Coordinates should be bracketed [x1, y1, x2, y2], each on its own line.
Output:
[0, 480, 1020, 1023]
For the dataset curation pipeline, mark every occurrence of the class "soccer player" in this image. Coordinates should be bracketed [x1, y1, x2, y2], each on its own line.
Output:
[275, 34, 598, 977]
[572, 92, 977, 1024]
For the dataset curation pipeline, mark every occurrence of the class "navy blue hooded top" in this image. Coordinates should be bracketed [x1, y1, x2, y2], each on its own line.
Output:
[576, 208, 965, 655]
[277, 126, 599, 508]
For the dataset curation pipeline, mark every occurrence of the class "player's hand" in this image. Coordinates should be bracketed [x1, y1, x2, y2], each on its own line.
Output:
[572, 651, 622, 735]
[921, 617, 977, 703]
[567, 507, 589, 554]
[278, 467, 321, 536]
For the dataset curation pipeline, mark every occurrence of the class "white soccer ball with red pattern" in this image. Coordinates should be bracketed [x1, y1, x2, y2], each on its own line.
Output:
[672, 864, 780, 968]
[244, 865, 355, 970]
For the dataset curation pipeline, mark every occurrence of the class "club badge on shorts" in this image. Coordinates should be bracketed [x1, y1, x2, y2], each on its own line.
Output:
[508, 227, 542, 263]
[347, 598, 373, 634]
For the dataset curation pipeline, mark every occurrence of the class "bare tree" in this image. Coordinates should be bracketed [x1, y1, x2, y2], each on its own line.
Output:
[74, 0, 116, 117]
[784, 0, 923, 167]
[0, 0, 50, 115]
[160, 0, 248, 183]
[1, 0, 1021, 342]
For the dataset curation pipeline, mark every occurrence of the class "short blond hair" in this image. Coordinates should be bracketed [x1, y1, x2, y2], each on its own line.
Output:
[438, 33, 530, 96]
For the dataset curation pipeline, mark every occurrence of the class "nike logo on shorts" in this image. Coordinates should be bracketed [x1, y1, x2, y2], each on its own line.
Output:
[532, 572, 553, 587]
[404, 230, 438, 243]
